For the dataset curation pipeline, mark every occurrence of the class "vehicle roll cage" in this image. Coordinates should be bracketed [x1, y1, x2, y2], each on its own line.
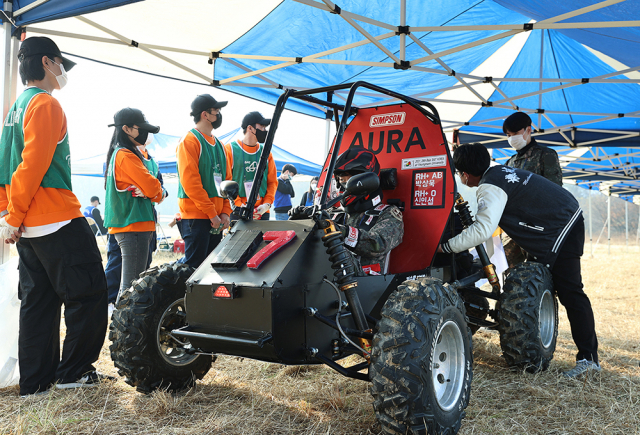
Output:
[238, 81, 443, 220]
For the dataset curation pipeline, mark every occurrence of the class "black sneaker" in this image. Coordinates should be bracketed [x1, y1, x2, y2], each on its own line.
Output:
[56, 371, 116, 389]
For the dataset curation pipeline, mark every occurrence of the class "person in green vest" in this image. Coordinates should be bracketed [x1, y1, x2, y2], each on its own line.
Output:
[224, 111, 278, 221]
[176, 95, 233, 268]
[0, 37, 111, 396]
[104, 108, 165, 301]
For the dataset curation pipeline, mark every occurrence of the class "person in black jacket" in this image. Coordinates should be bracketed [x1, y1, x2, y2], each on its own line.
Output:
[299, 176, 318, 207]
[273, 163, 297, 220]
[439, 143, 599, 379]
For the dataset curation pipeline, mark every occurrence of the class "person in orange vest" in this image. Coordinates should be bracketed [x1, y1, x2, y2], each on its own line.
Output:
[104, 108, 165, 302]
[0, 37, 111, 396]
[176, 95, 232, 267]
[225, 111, 277, 220]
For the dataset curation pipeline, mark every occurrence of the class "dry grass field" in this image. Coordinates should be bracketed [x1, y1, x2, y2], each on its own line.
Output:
[1, 244, 639, 434]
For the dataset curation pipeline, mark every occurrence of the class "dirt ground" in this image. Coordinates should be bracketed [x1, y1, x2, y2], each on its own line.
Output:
[1, 243, 639, 434]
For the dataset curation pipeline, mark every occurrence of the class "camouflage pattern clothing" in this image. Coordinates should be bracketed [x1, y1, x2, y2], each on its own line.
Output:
[503, 137, 563, 267]
[333, 204, 404, 276]
[505, 138, 562, 186]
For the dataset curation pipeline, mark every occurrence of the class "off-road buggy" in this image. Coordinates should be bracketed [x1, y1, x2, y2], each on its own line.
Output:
[109, 82, 558, 435]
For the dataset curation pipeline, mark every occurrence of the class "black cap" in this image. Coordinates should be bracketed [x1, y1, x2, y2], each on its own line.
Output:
[108, 108, 160, 133]
[17, 37, 76, 71]
[190, 94, 227, 117]
[241, 111, 271, 129]
[90, 196, 100, 204]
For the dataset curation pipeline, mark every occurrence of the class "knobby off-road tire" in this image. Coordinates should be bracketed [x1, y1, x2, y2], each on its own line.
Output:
[109, 262, 214, 393]
[370, 277, 473, 435]
[498, 261, 557, 373]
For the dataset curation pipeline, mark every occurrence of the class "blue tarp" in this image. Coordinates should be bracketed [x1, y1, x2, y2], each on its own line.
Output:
[494, 0, 640, 68]
[458, 28, 640, 146]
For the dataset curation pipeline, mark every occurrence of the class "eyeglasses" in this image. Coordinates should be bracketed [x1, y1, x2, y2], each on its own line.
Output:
[208, 108, 221, 115]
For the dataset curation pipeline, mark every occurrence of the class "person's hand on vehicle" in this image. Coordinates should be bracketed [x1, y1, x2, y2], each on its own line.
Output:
[219, 213, 230, 229]
[288, 206, 311, 220]
[0, 217, 24, 244]
[253, 203, 271, 219]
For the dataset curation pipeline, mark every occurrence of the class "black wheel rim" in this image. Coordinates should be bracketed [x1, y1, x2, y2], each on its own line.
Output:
[156, 298, 199, 366]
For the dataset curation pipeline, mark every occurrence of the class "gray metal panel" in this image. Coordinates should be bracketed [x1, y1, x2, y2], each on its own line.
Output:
[188, 219, 316, 288]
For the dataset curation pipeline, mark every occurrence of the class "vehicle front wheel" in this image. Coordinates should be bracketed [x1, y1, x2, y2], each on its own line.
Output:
[370, 277, 473, 435]
[109, 262, 214, 393]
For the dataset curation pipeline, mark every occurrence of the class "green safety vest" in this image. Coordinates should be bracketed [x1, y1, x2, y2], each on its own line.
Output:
[178, 129, 227, 199]
[230, 140, 268, 198]
[104, 148, 159, 229]
[0, 87, 72, 190]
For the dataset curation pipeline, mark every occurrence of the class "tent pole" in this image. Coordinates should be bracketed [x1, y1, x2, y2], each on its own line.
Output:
[399, 0, 406, 61]
[324, 117, 331, 156]
[538, 30, 544, 129]
[625, 199, 628, 252]
[1, 7, 17, 265]
[608, 190, 611, 254]
[589, 187, 593, 257]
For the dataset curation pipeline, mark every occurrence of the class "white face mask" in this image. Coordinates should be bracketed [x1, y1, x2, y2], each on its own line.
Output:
[45, 60, 68, 90]
[508, 134, 527, 151]
[311, 183, 317, 190]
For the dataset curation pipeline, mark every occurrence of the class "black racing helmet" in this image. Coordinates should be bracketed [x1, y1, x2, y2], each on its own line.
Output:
[333, 147, 382, 213]
[333, 147, 380, 186]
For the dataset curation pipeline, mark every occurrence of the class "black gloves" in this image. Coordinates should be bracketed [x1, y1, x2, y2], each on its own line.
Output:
[288, 206, 312, 220]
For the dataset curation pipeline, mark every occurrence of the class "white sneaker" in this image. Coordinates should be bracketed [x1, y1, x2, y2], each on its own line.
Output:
[56, 371, 116, 389]
[108, 303, 115, 317]
[562, 359, 601, 378]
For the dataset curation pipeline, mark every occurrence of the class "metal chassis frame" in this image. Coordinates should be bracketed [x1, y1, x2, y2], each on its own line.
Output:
[240, 80, 444, 217]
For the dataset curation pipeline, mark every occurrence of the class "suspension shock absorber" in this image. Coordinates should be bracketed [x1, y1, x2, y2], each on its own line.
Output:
[320, 220, 371, 356]
[454, 193, 501, 295]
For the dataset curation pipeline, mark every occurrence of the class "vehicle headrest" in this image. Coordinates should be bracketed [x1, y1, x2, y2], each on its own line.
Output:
[380, 168, 397, 190]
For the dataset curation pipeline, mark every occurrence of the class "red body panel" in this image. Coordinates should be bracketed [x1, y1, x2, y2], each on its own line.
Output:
[318, 104, 455, 274]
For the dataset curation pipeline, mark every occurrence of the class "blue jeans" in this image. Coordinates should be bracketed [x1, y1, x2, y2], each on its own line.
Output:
[114, 231, 153, 295]
[275, 212, 289, 221]
[105, 234, 122, 304]
[181, 219, 223, 269]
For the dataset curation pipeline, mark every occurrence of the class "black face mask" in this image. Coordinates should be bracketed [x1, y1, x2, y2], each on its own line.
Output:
[211, 112, 222, 130]
[254, 128, 268, 143]
[134, 129, 149, 145]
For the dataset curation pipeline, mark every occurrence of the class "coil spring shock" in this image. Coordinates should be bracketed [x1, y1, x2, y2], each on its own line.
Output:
[321, 229, 357, 288]
[454, 193, 474, 229]
[454, 193, 501, 294]
[320, 220, 370, 355]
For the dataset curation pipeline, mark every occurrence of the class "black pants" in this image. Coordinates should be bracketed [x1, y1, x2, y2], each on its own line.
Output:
[16, 217, 108, 395]
[551, 216, 599, 363]
[181, 218, 223, 268]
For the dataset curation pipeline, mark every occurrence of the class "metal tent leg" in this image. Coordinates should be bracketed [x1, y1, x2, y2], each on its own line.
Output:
[608, 192, 611, 255]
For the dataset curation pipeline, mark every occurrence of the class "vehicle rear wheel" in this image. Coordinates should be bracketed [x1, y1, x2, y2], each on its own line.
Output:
[370, 277, 473, 435]
[497, 261, 557, 373]
[109, 262, 214, 393]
